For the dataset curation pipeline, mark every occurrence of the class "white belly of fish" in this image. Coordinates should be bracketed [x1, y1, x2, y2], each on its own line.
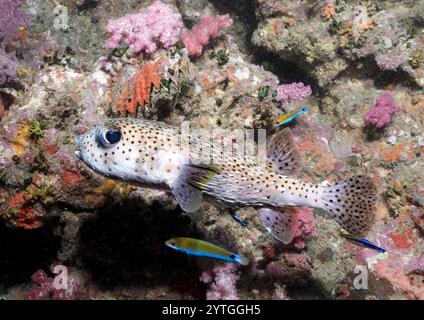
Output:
[144, 149, 188, 186]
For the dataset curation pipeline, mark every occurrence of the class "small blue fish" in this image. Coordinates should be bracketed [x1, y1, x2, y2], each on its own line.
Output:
[229, 208, 248, 227]
[340, 229, 386, 253]
[232, 214, 248, 227]
[275, 107, 308, 126]
[166, 237, 248, 265]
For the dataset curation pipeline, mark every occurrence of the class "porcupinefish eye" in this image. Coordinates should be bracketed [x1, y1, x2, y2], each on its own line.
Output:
[98, 129, 122, 147]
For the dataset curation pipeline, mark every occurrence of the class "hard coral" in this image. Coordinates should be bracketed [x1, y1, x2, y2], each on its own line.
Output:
[106, 1, 183, 55]
[114, 60, 162, 116]
[275, 82, 312, 102]
[363, 93, 400, 128]
[358, 220, 424, 299]
[375, 53, 408, 71]
[200, 263, 239, 300]
[182, 14, 233, 57]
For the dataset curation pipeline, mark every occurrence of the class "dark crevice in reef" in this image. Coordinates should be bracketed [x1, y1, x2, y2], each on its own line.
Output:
[336, 57, 422, 91]
[78, 198, 205, 298]
[210, 0, 258, 54]
[210, 0, 257, 27]
[75, 0, 99, 13]
[253, 51, 316, 87]
[287, 283, 328, 300]
[363, 124, 387, 142]
[0, 220, 61, 289]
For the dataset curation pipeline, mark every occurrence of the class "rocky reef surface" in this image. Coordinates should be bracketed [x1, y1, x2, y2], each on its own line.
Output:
[0, 0, 422, 300]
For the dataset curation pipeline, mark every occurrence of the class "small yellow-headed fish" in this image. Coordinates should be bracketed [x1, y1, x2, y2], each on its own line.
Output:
[75, 118, 377, 245]
[275, 107, 308, 126]
[165, 237, 248, 265]
[340, 229, 385, 253]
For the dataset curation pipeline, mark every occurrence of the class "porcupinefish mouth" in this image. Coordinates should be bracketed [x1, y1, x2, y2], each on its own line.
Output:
[75, 150, 82, 160]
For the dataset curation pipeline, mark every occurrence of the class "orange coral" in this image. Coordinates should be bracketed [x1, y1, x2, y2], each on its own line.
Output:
[379, 141, 415, 162]
[115, 60, 162, 116]
[285, 18, 296, 26]
[358, 20, 374, 33]
[6, 191, 43, 229]
[320, 1, 336, 20]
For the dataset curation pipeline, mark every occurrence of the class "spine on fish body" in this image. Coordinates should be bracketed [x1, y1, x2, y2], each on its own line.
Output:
[203, 170, 322, 209]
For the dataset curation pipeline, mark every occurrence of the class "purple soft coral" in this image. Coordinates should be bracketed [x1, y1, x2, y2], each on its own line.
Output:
[200, 263, 240, 300]
[363, 93, 401, 128]
[0, 51, 18, 85]
[276, 82, 312, 102]
[0, 0, 30, 85]
[0, 0, 30, 48]
[181, 14, 233, 57]
[105, 1, 183, 55]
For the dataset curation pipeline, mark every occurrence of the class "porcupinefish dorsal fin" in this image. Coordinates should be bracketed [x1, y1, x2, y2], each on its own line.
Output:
[267, 128, 302, 177]
[259, 206, 300, 244]
[171, 163, 221, 213]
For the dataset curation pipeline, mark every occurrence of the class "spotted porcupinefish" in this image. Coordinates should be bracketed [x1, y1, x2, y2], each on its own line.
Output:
[75, 118, 377, 244]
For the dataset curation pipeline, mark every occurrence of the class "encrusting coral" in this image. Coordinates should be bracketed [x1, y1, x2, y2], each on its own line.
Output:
[114, 60, 162, 116]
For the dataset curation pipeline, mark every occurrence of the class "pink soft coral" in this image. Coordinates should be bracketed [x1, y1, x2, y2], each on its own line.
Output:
[200, 263, 239, 300]
[292, 207, 316, 249]
[24, 267, 83, 300]
[363, 93, 400, 128]
[182, 14, 233, 57]
[105, 1, 183, 54]
[276, 82, 312, 102]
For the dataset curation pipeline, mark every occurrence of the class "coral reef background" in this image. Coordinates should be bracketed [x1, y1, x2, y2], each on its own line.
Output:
[0, 0, 422, 300]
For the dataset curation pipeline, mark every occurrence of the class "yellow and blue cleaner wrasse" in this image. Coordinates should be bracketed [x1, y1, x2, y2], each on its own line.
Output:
[165, 237, 248, 265]
[340, 229, 385, 253]
[275, 107, 308, 126]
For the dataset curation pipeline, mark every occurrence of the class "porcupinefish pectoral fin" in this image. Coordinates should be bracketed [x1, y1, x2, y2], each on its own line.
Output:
[267, 128, 302, 177]
[259, 207, 300, 244]
[170, 180, 203, 213]
[171, 164, 221, 213]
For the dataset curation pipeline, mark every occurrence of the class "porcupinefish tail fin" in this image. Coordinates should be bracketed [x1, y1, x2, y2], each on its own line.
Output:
[259, 207, 300, 244]
[267, 128, 302, 176]
[170, 164, 221, 213]
[320, 175, 377, 238]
